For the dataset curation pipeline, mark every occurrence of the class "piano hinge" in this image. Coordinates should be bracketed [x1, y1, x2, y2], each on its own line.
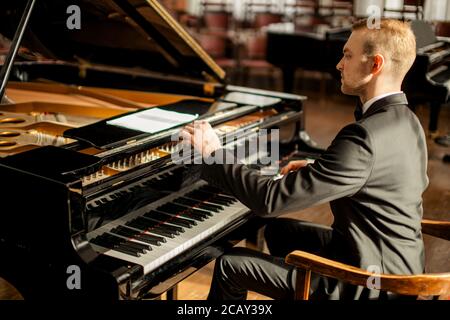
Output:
[112, 180, 125, 187]
[203, 83, 215, 96]
[75, 56, 93, 79]
[69, 187, 82, 195]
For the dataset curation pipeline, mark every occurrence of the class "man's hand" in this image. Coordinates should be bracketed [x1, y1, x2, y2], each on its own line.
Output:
[279, 160, 309, 175]
[180, 120, 221, 158]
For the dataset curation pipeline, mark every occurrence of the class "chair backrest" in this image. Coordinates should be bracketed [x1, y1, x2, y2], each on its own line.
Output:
[286, 219, 450, 300]
[203, 11, 231, 31]
[434, 21, 450, 38]
[244, 33, 268, 60]
[195, 33, 228, 59]
[253, 12, 283, 29]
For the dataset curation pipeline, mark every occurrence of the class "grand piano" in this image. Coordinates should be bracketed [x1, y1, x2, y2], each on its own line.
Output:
[266, 22, 351, 92]
[404, 20, 450, 134]
[0, 0, 317, 299]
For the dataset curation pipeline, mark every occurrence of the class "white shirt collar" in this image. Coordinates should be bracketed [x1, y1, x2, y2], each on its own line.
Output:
[362, 91, 403, 114]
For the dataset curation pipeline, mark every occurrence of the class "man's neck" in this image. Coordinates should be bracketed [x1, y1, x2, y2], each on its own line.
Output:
[359, 80, 402, 104]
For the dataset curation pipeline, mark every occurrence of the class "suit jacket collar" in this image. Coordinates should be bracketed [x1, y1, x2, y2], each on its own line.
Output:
[361, 93, 408, 120]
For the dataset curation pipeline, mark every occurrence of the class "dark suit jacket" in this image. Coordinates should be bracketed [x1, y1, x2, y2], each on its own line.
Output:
[200, 93, 429, 299]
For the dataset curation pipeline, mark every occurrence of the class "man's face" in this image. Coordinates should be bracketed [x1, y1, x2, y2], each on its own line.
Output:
[336, 30, 373, 96]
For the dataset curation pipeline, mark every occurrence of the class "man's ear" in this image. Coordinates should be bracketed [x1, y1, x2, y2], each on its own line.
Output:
[372, 54, 385, 75]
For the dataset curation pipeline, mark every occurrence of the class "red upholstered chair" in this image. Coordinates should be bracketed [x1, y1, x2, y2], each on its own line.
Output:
[434, 21, 450, 38]
[203, 11, 231, 33]
[242, 1, 284, 29]
[253, 12, 283, 29]
[195, 32, 237, 78]
[239, 32, 278, 87]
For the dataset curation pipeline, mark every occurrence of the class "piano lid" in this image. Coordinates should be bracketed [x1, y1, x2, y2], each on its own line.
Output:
[0, 0, 225, 84]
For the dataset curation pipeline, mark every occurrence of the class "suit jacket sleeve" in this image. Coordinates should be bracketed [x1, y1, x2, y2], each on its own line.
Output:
[200, 123, 375, 216]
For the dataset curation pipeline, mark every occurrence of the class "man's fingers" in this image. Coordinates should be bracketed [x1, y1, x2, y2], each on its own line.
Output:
[296, 160, 309, 168]
[184, 124, 195, 134]
[279, 160, 309, 175]
[179, 129, 192, 143]
[279, 164, 292, 175]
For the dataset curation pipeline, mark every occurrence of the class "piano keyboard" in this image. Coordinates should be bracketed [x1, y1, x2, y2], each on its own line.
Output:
[87, 182, 249, 274]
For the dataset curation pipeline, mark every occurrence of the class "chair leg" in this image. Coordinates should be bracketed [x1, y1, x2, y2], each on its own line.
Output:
[242, 67, 250, 86]
[268, 68, 276, 90]
[245, 226, 265, 251]
[295, 268, 311, 300]
[166, 285, 178, 300]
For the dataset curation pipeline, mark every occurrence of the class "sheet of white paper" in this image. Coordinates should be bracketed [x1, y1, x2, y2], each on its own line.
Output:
[107, 107, 198, 134]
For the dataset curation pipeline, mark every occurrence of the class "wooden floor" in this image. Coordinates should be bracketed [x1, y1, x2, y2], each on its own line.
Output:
[1, 72, 449, 300]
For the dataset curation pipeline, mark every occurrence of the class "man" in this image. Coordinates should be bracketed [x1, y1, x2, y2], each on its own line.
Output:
[181, 19, 428, 300]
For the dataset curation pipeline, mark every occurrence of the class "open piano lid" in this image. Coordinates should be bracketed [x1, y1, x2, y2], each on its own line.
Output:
[0, 0, 226, 84]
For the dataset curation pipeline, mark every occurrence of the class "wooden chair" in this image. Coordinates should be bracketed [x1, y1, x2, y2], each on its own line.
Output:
[285, 219, 450, 300]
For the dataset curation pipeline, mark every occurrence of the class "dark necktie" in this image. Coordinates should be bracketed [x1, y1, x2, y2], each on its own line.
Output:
[354, 99, 363, 121]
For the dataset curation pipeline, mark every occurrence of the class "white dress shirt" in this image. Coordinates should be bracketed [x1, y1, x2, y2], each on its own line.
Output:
[362, 92, 404, 114]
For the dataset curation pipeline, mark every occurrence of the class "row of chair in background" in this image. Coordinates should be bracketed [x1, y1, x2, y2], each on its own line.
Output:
[194, 0, 425, 32]
[193, 30, 277, 86]
[197, 0, 352, 32]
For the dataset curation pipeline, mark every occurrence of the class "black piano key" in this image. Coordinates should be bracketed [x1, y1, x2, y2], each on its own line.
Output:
[196, 203, 221, 212]
[185, 206, 214, 217]
[113, 225, 160, 240]
[183, 209, 209, 220]
[110, 226, 136, 237]
[110, 227, 159, 247]
[115, 246, 141, 257]
[140, 216, 184, 234]
[173, 196, 222, 212]
[123, 239, 151, 252]
[135, 224, 175, 238]
[125, 219, 175, 238]
[202, 196, 232, 206]
[91, 235, 141, 257]
[114, 225, 166, 245]
[118, 242, 146, 254]
[158, 202, 189, 214]
[156, 208, 206, 222]
[144, 211, 197, 228]
[161, 201, 214, 217]
[103, 233, 148, 253]
[161, 212, 197, 227]
[135, 233, 164, 246]
[173, 197, 200, 206]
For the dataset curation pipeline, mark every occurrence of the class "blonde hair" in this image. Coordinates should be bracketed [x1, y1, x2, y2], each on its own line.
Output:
[352, 19, 416, 78]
